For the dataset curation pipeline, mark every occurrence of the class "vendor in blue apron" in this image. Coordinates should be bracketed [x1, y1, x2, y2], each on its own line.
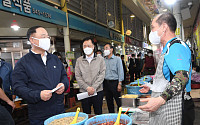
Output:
[139, 13, 194, 125]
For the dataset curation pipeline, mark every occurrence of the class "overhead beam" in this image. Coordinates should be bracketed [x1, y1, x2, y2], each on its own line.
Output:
[122, 0, 151, 25]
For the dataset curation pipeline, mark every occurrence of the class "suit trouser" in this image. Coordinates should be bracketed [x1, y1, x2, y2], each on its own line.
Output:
[130, 72, 136, 82]
[135, 71, 141, 80]
[104, 80, 121, 113]
[81, 91, 104, 115]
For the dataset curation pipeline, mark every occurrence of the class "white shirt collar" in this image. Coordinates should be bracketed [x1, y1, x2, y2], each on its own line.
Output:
[86, 53, 94, 63]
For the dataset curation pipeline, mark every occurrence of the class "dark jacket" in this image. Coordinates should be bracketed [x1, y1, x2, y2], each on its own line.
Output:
[135, 58, 143, 72]
[0, 60, 13, 95]
[12, 50, 69, 120]
[122, 60, 127, 74]
[129, 58, 136, 74]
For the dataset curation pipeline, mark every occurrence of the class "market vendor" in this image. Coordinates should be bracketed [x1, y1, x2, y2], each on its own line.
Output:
[139, 13, 193, 125]
[12, 26, 69, 125]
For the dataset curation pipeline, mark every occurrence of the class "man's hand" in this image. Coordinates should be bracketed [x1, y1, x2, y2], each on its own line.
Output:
[117, 83, 122, 92]
[7, 100, 15, 109]
[40, 90, 52, 101]
[138, 96, 166, 112]
[87, 87, 95, 96]
[139, 85, 150, 93]
[55, 83, 65, 95]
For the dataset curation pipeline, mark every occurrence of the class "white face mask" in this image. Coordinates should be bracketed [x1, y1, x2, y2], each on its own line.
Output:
[149, 26, 163, 45]
[104, 50, 110, 56]
[83, 47, 93, 55]
[148, 53, 153, 57]
[32, 37, 51, 51]
[97, 54, 102, 57]
[192, 69, 196, 74]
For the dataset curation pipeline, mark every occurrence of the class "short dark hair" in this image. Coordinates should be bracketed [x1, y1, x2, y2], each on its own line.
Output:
[53, 52, 63, 62]
[53, 52, 62, 57]
[116, 53, 120, 56]
[148, 50, 153, 54]
[27, 26, 44, 41]
[156, 13, 177, 33]
[96, 50, 102, 54]
[131, 54, 135, 57]
[121, 55, 124, 58]
[81, 37, 97, 58]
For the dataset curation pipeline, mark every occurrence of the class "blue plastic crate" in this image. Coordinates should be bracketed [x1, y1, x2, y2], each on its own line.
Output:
[140, 76, 152, 82]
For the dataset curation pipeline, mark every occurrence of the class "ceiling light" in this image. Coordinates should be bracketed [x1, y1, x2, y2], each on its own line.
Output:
[163, 9, 168, 12]
[130, 14, 135, 18]
[126, 30, 132, 36]
[11, 20, 20, 31]
[188, 2, 192, 6]
[107, 12, 111, 16]
[164, 0, 176, 5]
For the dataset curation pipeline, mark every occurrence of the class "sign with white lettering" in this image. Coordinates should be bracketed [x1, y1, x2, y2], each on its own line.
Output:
[0, 0, 67, 26]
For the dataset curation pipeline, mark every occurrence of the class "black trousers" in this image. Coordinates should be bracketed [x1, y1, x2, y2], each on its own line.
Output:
[183, 97, 195, 125]
[81, 91, 104, 115]
[135, 71, 141, 80]
[130, 73, 136, 82]
[104, 80, 121, 113]
[0, 104, 14, 125]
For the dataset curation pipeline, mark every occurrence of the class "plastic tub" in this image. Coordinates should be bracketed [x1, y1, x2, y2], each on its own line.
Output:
[44, 112, 88, 125]
[126, 81, 152, 95]
[140, 76, 152, 82]
[84, 113, 132, 125]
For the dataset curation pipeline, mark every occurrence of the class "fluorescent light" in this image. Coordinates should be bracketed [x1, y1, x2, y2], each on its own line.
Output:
[164, 0, 176, 5]
[11, 20, 20, 31]
[107, 12, 111, 16]
[163, 9, 168, 12]
[11, 25, 20, 31]
[130, 14, 135, 18]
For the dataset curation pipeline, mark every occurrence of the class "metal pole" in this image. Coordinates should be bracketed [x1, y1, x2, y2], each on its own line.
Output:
[173, 1, 183, 39]
[119, 0, 125, 56]
[61, 0, 71, 53]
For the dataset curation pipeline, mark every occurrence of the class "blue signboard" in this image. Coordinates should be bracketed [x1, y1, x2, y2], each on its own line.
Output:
[0, 0, 67, 26]
[68, 13, 123, 42]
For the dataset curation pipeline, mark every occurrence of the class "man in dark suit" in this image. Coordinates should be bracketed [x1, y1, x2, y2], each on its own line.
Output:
[135, 53, 143, 79]
[128, 54, 136, 82]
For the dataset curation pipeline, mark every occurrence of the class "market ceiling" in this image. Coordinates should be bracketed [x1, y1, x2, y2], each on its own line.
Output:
[123, 0, 199, 39]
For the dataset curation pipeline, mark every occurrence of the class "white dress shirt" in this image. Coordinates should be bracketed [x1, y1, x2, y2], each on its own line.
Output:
[86, 53, 94, 64]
